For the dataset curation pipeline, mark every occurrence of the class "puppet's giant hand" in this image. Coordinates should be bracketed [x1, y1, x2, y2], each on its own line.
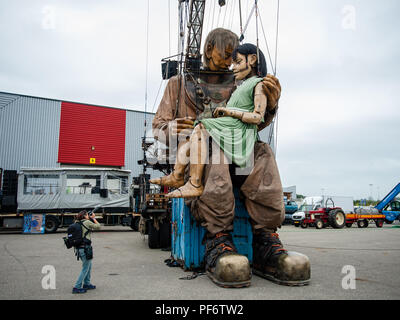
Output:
[169, 117, 195, 137]
[262, 75, 281, 112]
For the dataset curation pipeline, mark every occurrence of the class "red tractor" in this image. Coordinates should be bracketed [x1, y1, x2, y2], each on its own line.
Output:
[300, 206, 346, 229]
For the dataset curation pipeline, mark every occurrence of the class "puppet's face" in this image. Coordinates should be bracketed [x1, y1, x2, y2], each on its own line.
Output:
[206, 44, 233, 71]
[232, 52, 257, 81]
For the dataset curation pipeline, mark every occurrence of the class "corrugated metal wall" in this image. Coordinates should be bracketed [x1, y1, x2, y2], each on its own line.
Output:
[0, 92, 61, 171]
[125, 111, 155, 177]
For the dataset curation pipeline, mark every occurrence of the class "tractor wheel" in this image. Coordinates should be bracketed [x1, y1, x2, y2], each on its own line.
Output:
[375, 219, 384, 228]
[329, 209, 346, 229]
[300, 221, 308, 229]
[357, 219, 369, 228]
[315, 219, 324, 229]
[148, 221, 160, 249]
[345, 223, 353, 228]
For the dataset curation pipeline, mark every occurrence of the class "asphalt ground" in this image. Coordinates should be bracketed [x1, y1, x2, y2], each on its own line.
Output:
[0, 222, 399, 301]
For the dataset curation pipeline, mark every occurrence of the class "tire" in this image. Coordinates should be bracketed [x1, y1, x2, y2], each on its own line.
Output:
[300, 221, 308, 229]
[375, 219, 384, 228]
[159, 219, 171, 249]
[130, 216, 140, 231]
[357, 219, 369, 228]
[345, 223, 353, 228]
[148, 221, 160, 249]
[294, 224, 299, 228]
[384, 219, 393, 225]
[329, 209, 346, 229]
[315, 219, 324, 229]
[45, 215, 59, 233]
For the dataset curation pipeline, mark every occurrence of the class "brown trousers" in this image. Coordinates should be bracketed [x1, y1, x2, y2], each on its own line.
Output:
[185, 141, 285, 235]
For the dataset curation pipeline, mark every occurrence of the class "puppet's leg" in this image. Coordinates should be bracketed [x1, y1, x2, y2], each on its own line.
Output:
[241, 142, 311, 286]
[166, 124, 206, 198]
[149, 140, 189, 188]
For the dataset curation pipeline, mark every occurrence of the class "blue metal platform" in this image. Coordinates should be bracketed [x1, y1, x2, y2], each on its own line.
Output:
[171, 190, 253, 271]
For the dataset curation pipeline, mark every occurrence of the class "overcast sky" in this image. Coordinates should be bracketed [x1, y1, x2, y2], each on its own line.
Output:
[0, 0, 399, 200]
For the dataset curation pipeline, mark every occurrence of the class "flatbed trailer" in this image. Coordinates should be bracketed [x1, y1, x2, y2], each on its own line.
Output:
[345, 213, 386, 228]
[0, 211, 141, 233]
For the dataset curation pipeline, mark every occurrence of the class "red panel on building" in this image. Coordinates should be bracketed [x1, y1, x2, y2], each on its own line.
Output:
[58, 102, 126, 167]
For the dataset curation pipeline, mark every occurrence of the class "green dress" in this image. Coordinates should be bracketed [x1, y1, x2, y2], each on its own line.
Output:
[200, 76, 263, 168]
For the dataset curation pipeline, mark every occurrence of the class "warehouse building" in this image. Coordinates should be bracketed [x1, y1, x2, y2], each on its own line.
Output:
[0, 90, 275, 211]
[0, 91, 154, 176]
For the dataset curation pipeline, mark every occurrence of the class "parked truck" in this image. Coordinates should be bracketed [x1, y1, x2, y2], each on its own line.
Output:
[0, 167, 140, 233]
[283, 197, 298, 225]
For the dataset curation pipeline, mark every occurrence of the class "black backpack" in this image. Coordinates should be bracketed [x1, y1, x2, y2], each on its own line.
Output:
[64, 221, 91, 249]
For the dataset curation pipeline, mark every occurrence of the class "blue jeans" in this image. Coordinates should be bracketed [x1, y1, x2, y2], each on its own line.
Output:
[74, 248, 92, 288]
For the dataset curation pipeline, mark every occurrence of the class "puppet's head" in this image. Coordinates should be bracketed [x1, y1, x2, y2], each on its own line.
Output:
[203, 28, 239, 71]
[232, 43, 267, 80]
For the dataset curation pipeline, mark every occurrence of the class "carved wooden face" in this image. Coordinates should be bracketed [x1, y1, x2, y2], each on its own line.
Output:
[206, 44, 234, 71]
[232, 52, 257, 81]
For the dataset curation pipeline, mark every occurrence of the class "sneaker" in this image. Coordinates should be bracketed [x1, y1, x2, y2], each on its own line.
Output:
[204, 232, 251, 288]
[72, 287, 87, 294]
[252, 230, 311, 286]
[83, 284, 96, 290]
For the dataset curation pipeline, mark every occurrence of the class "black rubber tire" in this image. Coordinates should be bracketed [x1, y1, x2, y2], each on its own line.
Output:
[148, 221, 160, 249]
[159, 220, 171, 249]
[357, 219, 369, 228]
[45, 215, 59, 233]
[329, 209, 346, 229]
[294, 224, 299, 228]
[385, 219, 393, 224]
[300, 221, 308, 229]
[345, 223, 353, 228]
[130, 216, 140, 231]
[375, 219, 384, 228]
[315, 219, 324, 229]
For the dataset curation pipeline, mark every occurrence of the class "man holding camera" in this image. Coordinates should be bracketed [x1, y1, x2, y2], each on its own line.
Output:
[72, 210, 101, 294]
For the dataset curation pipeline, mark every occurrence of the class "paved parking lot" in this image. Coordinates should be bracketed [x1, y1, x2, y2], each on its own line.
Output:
[0, 223, 399, 300]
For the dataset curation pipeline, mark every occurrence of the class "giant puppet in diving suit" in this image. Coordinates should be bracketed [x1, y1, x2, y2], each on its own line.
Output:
[152, 28, 310, 288]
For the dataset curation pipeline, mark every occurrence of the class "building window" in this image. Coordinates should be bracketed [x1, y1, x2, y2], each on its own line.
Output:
[24, 175, 60, 195]
[107, 175, 128, 195]
[66, 175, 101, 194]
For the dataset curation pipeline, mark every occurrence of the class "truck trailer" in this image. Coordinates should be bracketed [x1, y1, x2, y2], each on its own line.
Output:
[0, 168, 140, 233]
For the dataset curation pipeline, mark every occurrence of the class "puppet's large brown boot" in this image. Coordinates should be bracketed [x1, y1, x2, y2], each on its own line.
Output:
[204, 232, 251, 288]
[252, 230, 310, 286]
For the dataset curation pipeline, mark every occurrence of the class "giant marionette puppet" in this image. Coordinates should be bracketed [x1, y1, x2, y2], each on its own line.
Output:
[152, 28, 310, 288]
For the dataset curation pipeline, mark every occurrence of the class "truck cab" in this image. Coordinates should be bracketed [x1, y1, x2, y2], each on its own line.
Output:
[284, 199, 299, 224]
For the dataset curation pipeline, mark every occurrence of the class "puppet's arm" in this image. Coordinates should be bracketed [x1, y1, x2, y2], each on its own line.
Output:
[213, 82, 267, 125]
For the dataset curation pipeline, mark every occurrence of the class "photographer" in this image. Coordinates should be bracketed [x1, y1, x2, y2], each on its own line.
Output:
[72, 210, 101, 294]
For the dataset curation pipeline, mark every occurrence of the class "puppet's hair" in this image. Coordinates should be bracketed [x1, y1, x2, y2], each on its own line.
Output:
[232, 43, 267, 77]
[203, 28, 239, 67]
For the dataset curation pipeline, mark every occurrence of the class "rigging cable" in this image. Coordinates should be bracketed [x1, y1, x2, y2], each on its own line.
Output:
[238, 0, 243, 35]
[144, 0, 150, 136]
[274, 0, 281, 154]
